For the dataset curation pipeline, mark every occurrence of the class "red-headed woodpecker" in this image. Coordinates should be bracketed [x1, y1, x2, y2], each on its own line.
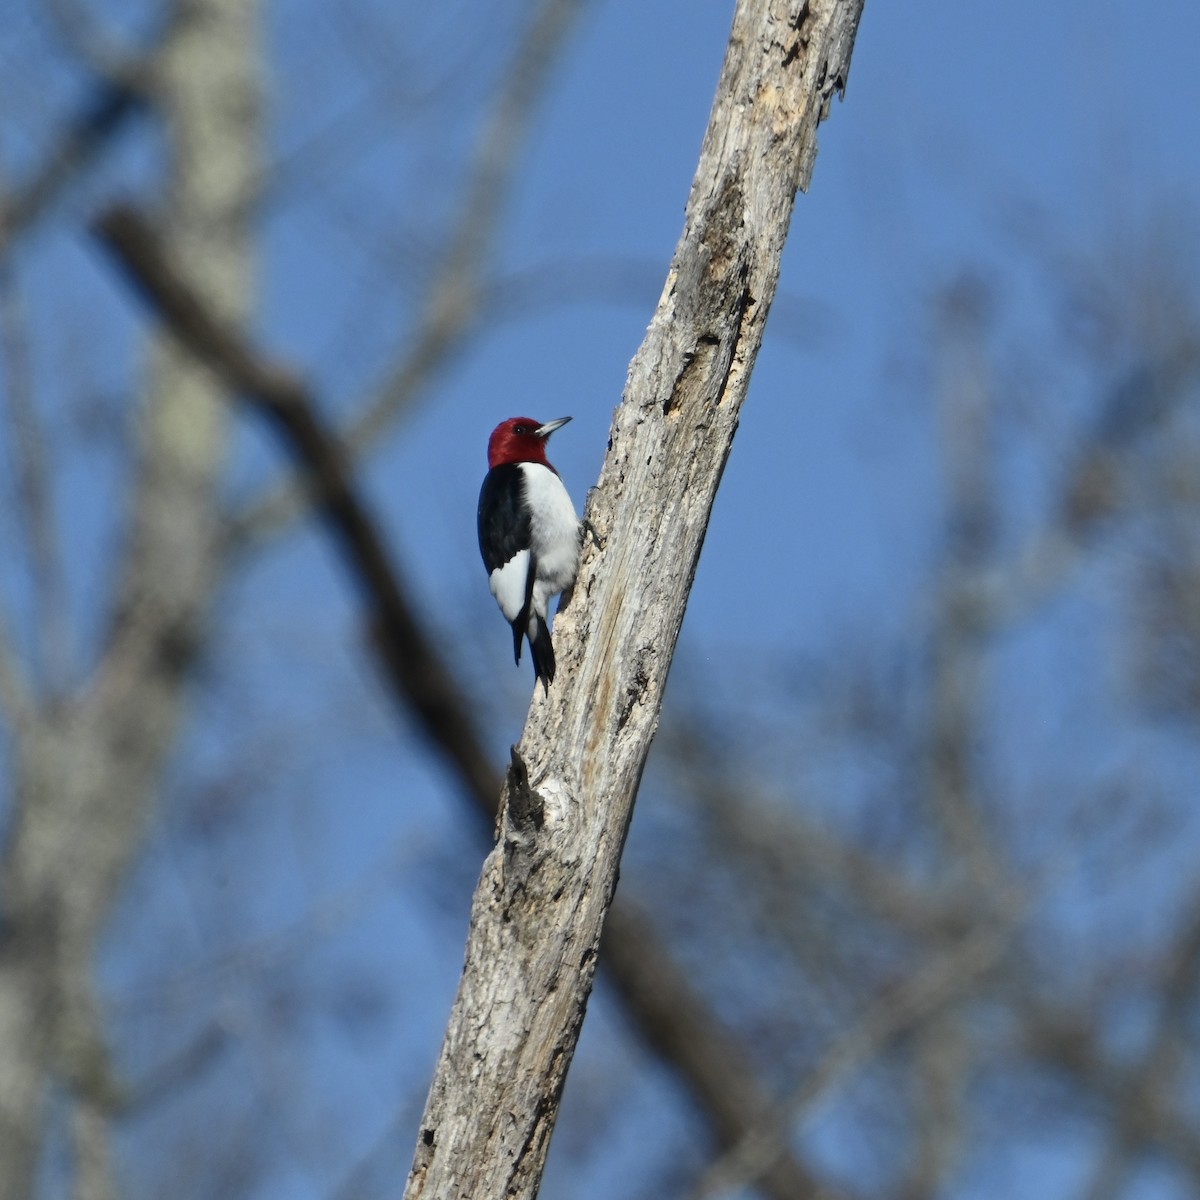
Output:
[477, 416, 580, 689]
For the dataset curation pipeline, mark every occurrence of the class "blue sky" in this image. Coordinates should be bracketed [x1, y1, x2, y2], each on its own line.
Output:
[5, 0, 1200, 1196]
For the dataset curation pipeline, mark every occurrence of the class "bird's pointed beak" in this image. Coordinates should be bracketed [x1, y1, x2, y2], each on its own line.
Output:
[535, 417, 572, 438]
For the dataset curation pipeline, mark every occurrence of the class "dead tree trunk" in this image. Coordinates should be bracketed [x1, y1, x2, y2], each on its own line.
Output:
[404, 1, 864, 1196]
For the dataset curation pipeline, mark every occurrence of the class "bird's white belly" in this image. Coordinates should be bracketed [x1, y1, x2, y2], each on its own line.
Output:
[521, 463, 580, 591]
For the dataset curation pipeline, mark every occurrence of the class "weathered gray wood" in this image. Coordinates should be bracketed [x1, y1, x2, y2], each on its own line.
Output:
[404, 1, 864, 1196]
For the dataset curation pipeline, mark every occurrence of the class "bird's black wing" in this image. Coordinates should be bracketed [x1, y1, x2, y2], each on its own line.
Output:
[477, 464, 531, 573]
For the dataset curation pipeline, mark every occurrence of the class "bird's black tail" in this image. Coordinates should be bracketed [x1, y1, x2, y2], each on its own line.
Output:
[511, 551, 538, 669]
[528, 614, 555, 690]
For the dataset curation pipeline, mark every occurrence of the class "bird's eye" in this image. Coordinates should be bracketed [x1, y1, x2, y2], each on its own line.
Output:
[515, 424, 530, 435]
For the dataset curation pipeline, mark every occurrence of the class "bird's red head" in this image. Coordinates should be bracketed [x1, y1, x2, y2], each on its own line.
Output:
[487, 416, 572, 470]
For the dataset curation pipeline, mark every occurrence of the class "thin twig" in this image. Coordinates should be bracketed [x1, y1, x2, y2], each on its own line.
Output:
[0, 264, 70, 692]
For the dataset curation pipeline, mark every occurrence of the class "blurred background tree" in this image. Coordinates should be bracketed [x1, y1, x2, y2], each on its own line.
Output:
[1, 1, 1199, 1199]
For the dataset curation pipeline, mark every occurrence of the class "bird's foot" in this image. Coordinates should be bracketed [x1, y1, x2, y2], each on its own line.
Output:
[582, 517, 606, 550]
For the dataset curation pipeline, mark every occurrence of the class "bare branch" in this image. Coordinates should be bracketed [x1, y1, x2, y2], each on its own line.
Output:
[42, 0, 164, 83]
[95, 203, 499, 806]
[0, 264, 70, 692]
[124, 1022, 232, 1116]
[1016, 892, 1200, 1185]
[900, 1015, 970, 1200]
[926, 276, 1007, 887]
[70, 1098, 118, 1200]
[0, 85, 146, 256]
[1024, 1008, 1200, 1179]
